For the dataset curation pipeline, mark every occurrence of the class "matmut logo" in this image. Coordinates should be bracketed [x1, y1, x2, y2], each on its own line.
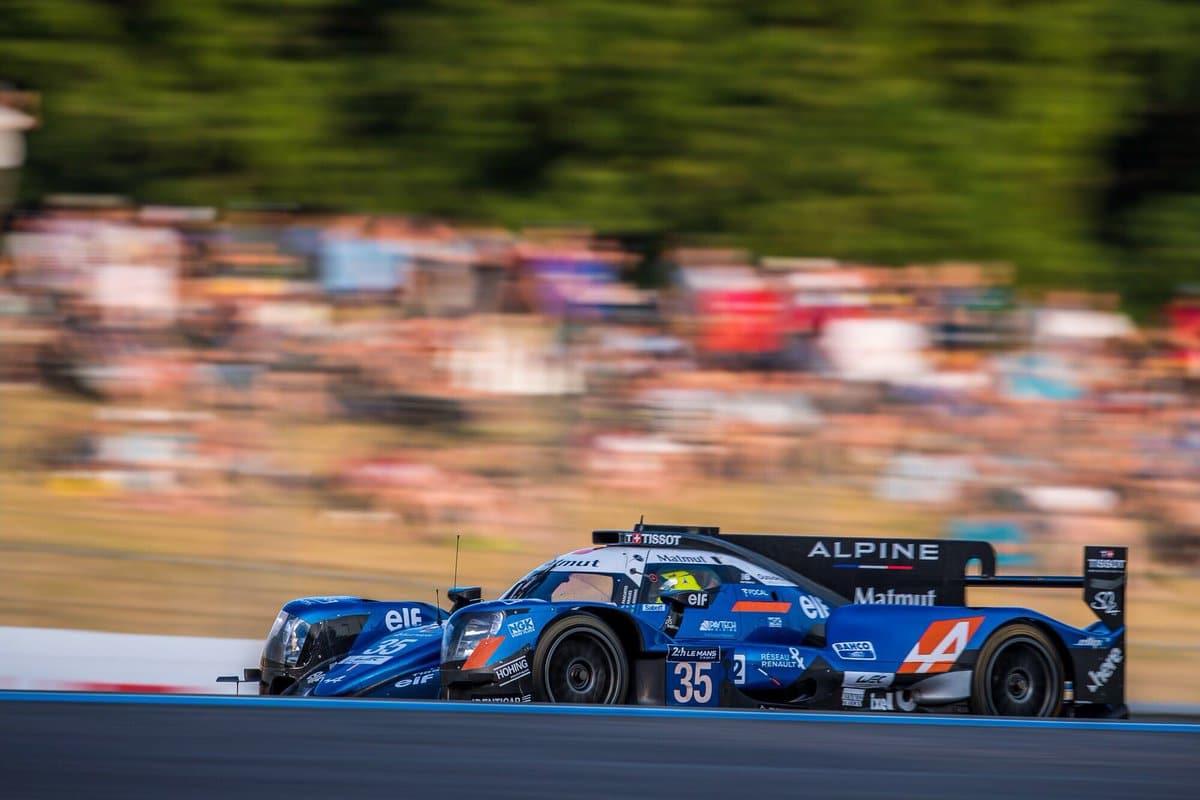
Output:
[898, 617, 985, 674]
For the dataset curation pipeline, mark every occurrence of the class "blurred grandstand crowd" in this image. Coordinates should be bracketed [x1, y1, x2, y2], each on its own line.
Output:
[2, 198, 1199, 570]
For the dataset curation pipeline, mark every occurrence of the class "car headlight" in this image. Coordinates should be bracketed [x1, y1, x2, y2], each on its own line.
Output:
[443, 611, 503, 663]
[282, 616, 311, 667]
[264, 610, 310, 667]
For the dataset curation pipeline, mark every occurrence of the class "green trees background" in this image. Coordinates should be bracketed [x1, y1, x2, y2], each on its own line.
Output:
[5, 0, 1200, 306]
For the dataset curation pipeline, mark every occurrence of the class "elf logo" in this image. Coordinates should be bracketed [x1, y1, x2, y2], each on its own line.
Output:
[394, 670, 438, 689]
[385, 607, 423, 631]
[898, 617, 984, 674]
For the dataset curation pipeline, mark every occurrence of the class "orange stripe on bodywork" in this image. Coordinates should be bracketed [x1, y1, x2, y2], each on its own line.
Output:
[731, 601, 792, 613]
[897, 616, 985, 674]
[462, 636, 506, 670]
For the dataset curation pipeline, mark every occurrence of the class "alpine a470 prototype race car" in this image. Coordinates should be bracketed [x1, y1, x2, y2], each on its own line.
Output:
[254, 523, 1128, 718]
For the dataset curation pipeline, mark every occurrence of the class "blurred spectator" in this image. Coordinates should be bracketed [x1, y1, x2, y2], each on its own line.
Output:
[3, 199, 1199, 568]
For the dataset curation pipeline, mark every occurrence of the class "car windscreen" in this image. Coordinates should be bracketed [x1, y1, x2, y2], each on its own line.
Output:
[503, 569, 616, 603]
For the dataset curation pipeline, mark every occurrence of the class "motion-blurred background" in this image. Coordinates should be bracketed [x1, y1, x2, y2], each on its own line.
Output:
[1, 1, 1198, 701]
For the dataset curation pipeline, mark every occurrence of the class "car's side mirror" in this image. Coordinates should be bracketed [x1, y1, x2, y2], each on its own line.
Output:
[447, 586, 483, 612]
[659, 587, 721, 636]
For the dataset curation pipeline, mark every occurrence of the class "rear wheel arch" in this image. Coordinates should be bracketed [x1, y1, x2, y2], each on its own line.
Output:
[1021, 618, 1073, 689]
[990, 617, 1073, 703]
[969, 620, 1065, 717]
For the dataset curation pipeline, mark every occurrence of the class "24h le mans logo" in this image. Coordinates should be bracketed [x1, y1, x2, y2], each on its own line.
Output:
[898, 617, 984, 674]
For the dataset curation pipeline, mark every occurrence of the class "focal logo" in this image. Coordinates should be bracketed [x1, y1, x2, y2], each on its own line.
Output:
[1086, 648, 1123, 693]
[1090, 591, 1120, 616]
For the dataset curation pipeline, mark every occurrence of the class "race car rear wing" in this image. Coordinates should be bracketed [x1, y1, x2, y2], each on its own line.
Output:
[595, 524, 1126, 629]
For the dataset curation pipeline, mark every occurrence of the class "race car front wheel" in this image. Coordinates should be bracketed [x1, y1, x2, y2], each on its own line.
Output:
[533, 615, 628, 704]
[970, 623, 1063, 717]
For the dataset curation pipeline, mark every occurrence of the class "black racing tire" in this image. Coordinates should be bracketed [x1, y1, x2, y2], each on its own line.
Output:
[532, 615, 628, 704]
[970, 623, 1063, 717]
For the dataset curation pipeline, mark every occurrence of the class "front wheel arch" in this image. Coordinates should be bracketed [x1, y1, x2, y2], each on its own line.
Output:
[532, 613, 629, 704]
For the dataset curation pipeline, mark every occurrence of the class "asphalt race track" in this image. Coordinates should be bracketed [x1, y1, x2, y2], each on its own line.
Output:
[1, 694, 1197, 799]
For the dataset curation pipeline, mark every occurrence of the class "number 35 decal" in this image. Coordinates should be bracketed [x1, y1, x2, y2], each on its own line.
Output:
[672, 662, 714, 704]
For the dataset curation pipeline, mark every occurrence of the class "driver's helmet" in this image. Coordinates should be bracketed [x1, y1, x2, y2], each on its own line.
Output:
[657, 570, 702, 594]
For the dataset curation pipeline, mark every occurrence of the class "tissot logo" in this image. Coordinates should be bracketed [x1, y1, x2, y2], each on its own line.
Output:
[1087, 558, 1126, 571]
[807, 540, 940, 562]
[626, 532, 682, 546]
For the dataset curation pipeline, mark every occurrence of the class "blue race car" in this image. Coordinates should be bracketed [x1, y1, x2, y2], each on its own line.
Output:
[255, 523, 1127, 718]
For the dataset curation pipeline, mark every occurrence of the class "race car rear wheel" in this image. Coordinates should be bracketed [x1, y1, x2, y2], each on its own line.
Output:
[970, 623, 1063, 717]
[533, 615, 628, 704]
